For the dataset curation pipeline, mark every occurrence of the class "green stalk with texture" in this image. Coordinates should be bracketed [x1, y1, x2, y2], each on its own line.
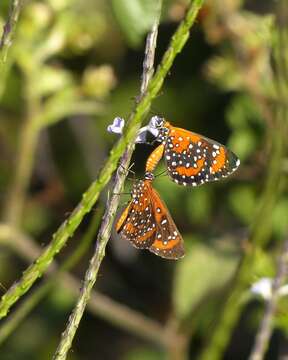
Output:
[0, 0, 22, 66]
[0, 223, 176, 348]
[0, 0, 22, 97]
[0, 209, 102, 345]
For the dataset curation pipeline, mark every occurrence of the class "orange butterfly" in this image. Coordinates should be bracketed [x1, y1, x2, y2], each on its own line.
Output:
[146, 117, 240, 186]
[116, 172, 184, 260]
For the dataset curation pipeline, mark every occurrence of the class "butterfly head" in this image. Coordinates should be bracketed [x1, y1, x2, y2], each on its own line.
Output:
[149, 116, 165, 128]
[148, 116, 170, 143]
[144, 171, 155, 181]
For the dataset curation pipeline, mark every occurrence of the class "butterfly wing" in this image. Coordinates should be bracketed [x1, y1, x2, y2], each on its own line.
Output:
[116, 181, 156, 249]
[164, 126, 240, 186]
[148, 186, 185, 260]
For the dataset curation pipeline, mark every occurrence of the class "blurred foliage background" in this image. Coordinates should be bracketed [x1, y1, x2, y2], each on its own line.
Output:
[0, 0, 287, 359]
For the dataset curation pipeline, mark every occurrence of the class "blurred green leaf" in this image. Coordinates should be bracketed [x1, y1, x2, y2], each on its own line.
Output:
[275, 298, 288, 336]
[31, 66, 73, 98]
[173, 240, 239, 319]
[186, 186, 212, 224]
[38, 88, 104, 127]
[123, 347, 165, 360]
[228, 128, 257, 161]
[23, 203, 53, 236]
[48, 286, 75, 311]
[111, 0, 160, 47]
[239, 12, 274, 50]
[81, 65, 117, 98]
[252, 248, 275, 280]
[226, 94, 263, 130]
[226, 94, 264, 160]
[206, 56, 243, 91]
[229, 185, 256, 224]
[272, 198, 288, 239]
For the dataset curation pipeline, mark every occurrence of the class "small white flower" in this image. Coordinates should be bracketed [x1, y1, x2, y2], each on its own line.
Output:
[135, 126, 150, 143]
[251, 278, 273, 300]
[250, 277, 288, 300]
[107, 117, 125, 134]
[107, 116, 160, 143]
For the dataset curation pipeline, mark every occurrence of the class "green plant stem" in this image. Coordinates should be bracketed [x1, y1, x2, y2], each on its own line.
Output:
[0, 0, 204, 323]
[0, 208, 102, 345]
[3, 63, 43, 227]
[0, 223, 177, 349]
[53, 1, 204, 359]
[0, 0, 22, 67]
[4, 118, 39, 227]
[0, 0, 22, 97]
[199, 9, 288, 360]
[0, 278, 51, 346]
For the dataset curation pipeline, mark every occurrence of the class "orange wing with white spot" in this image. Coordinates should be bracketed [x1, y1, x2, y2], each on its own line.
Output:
[116, 179, 184, 260]
[148, 186, 184, 260]
[116, 180, 156, 249]
[163, 124, 240, 186]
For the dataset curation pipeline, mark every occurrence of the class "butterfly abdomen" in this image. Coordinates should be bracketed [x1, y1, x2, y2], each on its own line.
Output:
[145, 144, 165, 173]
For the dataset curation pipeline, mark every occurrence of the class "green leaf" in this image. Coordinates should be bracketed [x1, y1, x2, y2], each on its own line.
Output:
[229, 185, 256, 224]
[226, 94, 263, 130]
[272, 198, 288, 238]
[111, 0, 160, 47]
[173, 240, 240, 319]
[205, 56, 243, 91]
[252, 248, 275, 279]
[49, 286, 75, 311]
[228, 128, 257, 161]
[275, 298, 288, 335]
[38, 88, 104, 127]
[31, 66, 74, 98]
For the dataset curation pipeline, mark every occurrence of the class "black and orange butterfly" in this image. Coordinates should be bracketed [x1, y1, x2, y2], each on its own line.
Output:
[115, 172, 184, 260]
[146, 117, 240, 186]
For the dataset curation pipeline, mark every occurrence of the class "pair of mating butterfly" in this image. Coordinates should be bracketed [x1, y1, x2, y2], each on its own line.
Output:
[115, 117, 240, 260]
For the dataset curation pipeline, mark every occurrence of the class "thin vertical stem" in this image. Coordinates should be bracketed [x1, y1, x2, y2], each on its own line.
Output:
[3, 66, 41, 227]
[0, 0, 23, 97]
[3, 118, 39, 227]
[249, 239, 288, 360]
[0, 0, 22, 66]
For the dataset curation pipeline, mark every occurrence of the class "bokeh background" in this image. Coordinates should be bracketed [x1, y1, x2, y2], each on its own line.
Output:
[0, 0, 287, 359]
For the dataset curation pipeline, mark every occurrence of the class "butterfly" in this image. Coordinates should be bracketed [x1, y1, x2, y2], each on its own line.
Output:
[145, 117, 240, 186]
[115, 172, 184, 260]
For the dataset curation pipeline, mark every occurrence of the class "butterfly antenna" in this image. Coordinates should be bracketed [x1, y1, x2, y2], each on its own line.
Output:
[155, 169, 168, 178]
[118, 162, 136, 179]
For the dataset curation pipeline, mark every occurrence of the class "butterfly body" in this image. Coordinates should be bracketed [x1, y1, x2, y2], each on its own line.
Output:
[116, 172, 184, 260]
[146, 118, 240, 186]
